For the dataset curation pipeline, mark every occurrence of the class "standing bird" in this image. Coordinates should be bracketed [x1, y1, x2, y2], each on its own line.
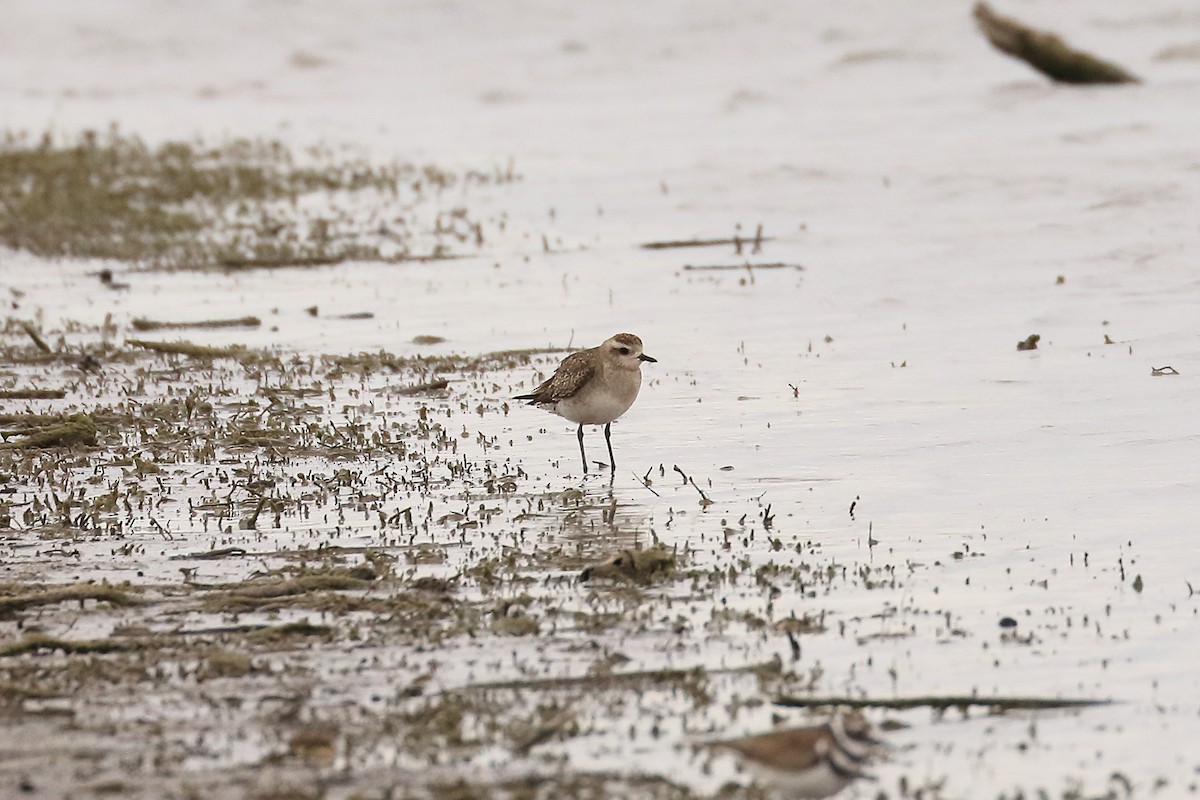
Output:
[705, 712, 881, 799]
[514, 333, 656, 475]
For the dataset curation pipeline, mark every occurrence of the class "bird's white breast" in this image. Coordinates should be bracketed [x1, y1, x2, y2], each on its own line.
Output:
[550, 366, 641, 425]
[748, 761, 852, 799]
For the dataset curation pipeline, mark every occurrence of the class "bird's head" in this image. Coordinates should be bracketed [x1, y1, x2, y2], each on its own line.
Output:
[606, 332, 656, 370]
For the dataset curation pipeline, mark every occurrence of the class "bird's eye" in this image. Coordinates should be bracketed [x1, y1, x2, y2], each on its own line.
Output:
[618, 347, 630, 355]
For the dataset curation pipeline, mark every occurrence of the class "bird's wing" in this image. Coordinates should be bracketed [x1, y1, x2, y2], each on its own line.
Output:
[519, 351, 594, 403]
[714, 728, 824, 771]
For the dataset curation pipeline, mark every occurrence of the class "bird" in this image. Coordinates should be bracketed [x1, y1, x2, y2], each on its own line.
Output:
[514, 333, 656, 475]
[704, 712, 881, 799]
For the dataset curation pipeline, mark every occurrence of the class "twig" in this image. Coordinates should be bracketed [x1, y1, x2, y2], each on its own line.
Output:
[169, 547, 249, 561]
[240, 495, 268, 530]
[150, 518, 174, 540]
[774, 694, 1112, 710]
[640, 237, 775, 251]
[438, 660, 779, 695]
[633, 472, 660, 497]
[127, 339, 242, 359]
[682, 262, 802, 271]
[131, 316, 261, 331]
[688, 477, 714, 509]
[20, 322, 51, 353]
[0, 389, 66, 400]
[512, 709, 576, 756]
[218, 254, 345, 269]
[393, 379, 449, 396]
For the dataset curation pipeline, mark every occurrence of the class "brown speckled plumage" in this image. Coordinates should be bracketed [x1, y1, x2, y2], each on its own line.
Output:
[706, 713, 878, 798]
[516, 350, 596, 404]
[714, 726, 830, 771]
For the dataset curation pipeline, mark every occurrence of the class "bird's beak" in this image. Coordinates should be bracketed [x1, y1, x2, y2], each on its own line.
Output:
[638, 354, 657, 363]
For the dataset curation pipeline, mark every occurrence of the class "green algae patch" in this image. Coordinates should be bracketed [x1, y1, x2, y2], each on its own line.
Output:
[0, 412, 96, 449]
[244, 621, 334, 643]
[0, 584, 140, 616]
[197, 650, 256, 680]
[579, 546, 677, 585]
[127, 338, 247, 360]
[0, 328, 845, 798]
[0, 388, 66, 400]
[0, 680, 60, 704]
[0, 634, 147, 658]
[202, 567, 377, 613]
[0, 130, 510, 268]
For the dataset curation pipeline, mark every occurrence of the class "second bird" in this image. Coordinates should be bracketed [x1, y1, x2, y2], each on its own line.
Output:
[515, 332, 656, 475]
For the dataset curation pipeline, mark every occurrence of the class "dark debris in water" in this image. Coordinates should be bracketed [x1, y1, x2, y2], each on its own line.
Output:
[974, 2, 1140, 85]
[579, 546, 676, 584]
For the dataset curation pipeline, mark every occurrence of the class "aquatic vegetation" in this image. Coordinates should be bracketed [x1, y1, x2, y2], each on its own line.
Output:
[0, 130, 514, 268]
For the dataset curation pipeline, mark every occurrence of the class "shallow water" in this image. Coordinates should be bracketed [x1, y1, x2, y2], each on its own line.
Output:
[3, 1, 1200, 798]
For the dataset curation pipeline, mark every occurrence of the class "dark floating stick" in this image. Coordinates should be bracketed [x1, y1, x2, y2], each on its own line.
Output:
[682, 262, 803, 271]
[127, 339, 242, 359]
[132, 316, 261, 331]
[0, 388, 66, 400]
[169, 547, 249, 561]
[633, 471, 660, 497]
[974, 3, 1140, 85]
[775, 694, 1113, 711]
[20, 322, 52, 353]
[641, 237, 774, 250]
[511, 709, 577, 756]
[688, 477, 714, 509]
[393, 378, 449, 396]
[438, 660, 776, 695]
[218, 254, 346, 269]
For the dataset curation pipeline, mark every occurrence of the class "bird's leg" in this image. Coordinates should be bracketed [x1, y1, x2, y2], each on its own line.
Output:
[577, 424, 588, 475]
[604, 422, 616, 471]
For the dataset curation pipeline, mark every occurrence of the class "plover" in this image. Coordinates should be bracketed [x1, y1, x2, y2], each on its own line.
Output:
[706, 712, 880, 799]
[514, 333, 656, 474]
